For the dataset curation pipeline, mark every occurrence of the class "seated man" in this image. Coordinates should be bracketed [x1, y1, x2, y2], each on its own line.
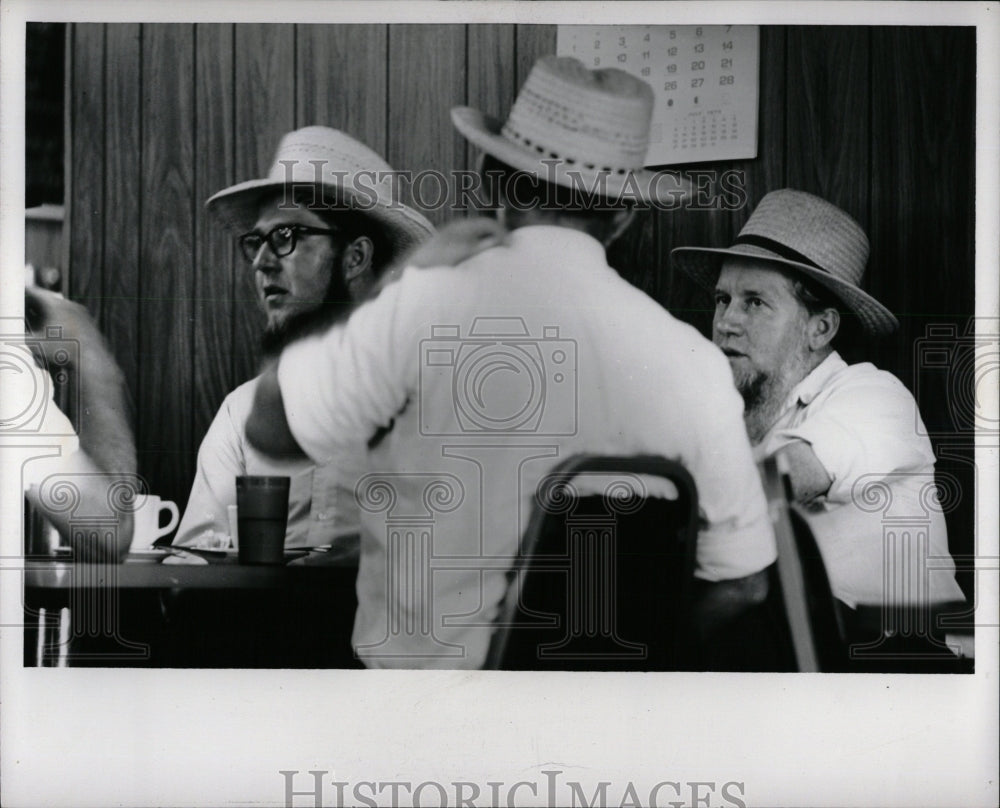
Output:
[16, 288, 137, 562]
[246, 56, 777, 669]
[173, 126, 434, 549]
[673, 188, 965, 609]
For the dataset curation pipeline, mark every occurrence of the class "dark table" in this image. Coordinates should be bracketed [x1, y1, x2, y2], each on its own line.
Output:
[23, 541, 361, 668]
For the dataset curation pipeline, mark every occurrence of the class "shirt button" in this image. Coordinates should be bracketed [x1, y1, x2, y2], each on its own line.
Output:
[316, 512, 330, 521]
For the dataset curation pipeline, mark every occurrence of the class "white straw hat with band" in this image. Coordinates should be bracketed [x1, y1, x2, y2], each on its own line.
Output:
[451, 55, 691, 205]
[672, 188, 899, 335]
[206, 126, 435, 263]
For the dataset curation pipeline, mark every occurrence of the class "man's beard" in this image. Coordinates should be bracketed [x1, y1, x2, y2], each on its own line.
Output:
[735, 368, 770, 412]
[733, 366, 791, 445]
[260, 266, 353, 357]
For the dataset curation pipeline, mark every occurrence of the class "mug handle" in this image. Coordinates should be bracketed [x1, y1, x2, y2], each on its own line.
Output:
[156, 501, 181, 539]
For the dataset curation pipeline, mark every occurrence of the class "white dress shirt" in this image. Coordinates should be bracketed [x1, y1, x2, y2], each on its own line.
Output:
[174, 376, 363, 549]
[279, 226, 776, 668]
[755, 351, 964, 607]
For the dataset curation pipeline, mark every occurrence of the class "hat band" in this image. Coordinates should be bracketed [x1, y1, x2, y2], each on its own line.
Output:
[733, 234, 824, 271]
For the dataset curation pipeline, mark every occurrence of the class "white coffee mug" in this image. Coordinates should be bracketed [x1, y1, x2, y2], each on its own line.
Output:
[130, 494, 180, 550]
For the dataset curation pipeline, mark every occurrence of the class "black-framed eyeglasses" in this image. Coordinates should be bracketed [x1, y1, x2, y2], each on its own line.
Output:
[237, 224, 339, 262]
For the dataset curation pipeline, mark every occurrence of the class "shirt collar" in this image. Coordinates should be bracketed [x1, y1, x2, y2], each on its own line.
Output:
[786, 351, 847, 407]
[506, 224, 608, 264]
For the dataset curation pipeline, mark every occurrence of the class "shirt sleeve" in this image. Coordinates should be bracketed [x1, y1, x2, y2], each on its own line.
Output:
[173, 394, 245, 546]
[277, 271, 419, 465]
[769, 369, 934, 504]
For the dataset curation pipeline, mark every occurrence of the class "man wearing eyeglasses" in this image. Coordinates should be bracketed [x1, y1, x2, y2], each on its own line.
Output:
[173, 127, 435, 551]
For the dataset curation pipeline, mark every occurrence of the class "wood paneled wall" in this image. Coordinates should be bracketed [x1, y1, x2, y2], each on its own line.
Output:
[65, 24, 976, 574]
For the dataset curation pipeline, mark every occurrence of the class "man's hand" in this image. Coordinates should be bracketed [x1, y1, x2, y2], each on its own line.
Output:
[347, 218, 509, 311]
[405, 217, 508, 269]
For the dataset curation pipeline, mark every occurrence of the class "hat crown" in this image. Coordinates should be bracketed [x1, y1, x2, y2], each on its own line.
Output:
[264, 125, 397, 203]
[500, 55, 655, 172]
[737, 189, 870, 286]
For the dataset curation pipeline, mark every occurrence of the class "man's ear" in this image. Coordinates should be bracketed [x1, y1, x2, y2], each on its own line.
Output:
[342, 235, 375, 297]
[808, 307, 840, 351]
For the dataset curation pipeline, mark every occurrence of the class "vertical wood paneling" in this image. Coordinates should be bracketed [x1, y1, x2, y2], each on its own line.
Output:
[296, 24, 388, 155]
[68, 24, 105, 322]
[102, 24, 141, 410]
[61, 26, 73, 287]
[515, 25, 556, 89]
[64, 23, 976, 551]
[784, 26, 872, 368]
[609, 208, 659, 299]
[784, 28, 871, 367]
[465, 24, 516, 174]
[139, 24, 196, 508]
[870, 27, 975, 329]
[387, 25, 466, 225]
[193, 24, 236, 446]
[786, 27, 871, 227]
[869, 27, 976, 581]
[232, 24, 296, 388]
[731, 26, 786, 219]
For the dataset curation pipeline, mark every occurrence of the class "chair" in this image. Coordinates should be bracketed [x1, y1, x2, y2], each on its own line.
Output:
[484, 454, 699, 671]
[759, 457, 851, 672]
[760, 458, 973, 672]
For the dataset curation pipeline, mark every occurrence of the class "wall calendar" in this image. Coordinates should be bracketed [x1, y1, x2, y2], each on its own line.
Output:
[556, 25, 760, 166]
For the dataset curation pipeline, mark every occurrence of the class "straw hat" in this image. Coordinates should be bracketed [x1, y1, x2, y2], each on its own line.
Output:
[451, 56, 690, 205]
[206, 126, 434, 262]
[672, 189, 898, 335]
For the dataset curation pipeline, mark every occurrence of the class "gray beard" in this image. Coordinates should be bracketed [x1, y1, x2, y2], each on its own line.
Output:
[736, 372, 786, 445]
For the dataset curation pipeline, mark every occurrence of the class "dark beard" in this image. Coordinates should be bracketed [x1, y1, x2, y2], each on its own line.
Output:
[260, 297, 354, 357]
[259, 248, 357, 356]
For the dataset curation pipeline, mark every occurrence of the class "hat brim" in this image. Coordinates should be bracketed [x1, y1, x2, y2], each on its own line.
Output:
[205, 179, 435, 264]
[451, 106, 691, 206]
[671, 243, 899, 336]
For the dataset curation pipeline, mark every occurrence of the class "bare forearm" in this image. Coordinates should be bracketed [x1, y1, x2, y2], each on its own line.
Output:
[777, 440, 832, 504]
[246, 361, 305, 457]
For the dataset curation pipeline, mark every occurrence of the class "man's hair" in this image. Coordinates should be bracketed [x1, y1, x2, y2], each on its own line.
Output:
[290, 187, 391, 277]
[480, 154, 634, 242]
[787, 273, 842, 317]
[786, 271, 851, 347]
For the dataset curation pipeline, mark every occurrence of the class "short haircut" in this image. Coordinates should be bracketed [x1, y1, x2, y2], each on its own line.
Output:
[479, 154, 634, 242]
[787, 273, 842, 317]
[290, 187, 391, 277]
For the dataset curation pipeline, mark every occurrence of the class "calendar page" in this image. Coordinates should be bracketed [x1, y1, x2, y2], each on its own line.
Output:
[557, 25, 759, 166]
